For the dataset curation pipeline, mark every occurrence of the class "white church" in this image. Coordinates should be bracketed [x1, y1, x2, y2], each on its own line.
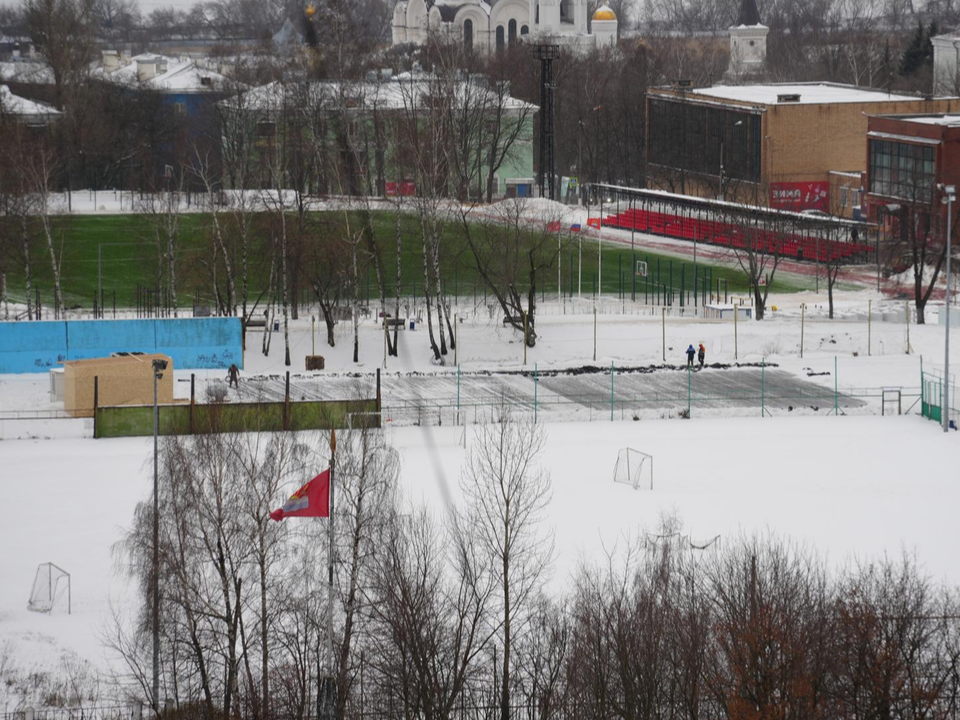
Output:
[390, 0, 618, 52]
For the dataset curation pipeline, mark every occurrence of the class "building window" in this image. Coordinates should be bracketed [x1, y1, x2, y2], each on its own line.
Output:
[174, 102, 186, 116]
[868, 139, 935, 203]
[521, 24, 529, 34]
[648, 98, 761, 184]
[839, 184, 861, 210]
[464, 18, 473, 47]
[258, 121, 277, 138]
[508, 19, 517, 43]
[496, 25, 505, 50]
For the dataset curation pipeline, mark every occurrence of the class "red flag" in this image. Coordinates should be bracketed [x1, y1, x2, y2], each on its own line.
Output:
[270, 470, 330, 521]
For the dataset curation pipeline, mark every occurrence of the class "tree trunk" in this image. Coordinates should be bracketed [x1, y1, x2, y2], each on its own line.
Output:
[40, 214, 64, 316]
[419, 218, 442, 362]
[393, 204, 403, 357]
[352, 242, 360, 363]
[21, 215, 33, 321]
[431, 231, 448, 355]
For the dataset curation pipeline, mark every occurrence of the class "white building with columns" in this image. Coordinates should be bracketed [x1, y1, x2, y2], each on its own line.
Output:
[391, 0, 617, 52]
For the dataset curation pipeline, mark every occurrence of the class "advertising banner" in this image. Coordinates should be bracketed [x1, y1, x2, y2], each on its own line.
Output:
[770, 181, 829, 212]
[385, 181, 416, 197]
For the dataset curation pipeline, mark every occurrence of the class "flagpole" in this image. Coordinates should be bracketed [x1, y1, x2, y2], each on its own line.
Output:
[327, 428, 336, 702]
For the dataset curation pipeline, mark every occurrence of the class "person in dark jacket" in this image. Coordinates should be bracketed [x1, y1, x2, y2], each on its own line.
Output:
[698, 342, 706, 368]
[686, 344, 696, 368]
[227, 363, 240, 388]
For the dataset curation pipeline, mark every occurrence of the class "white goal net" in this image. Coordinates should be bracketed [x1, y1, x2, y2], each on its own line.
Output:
[27, 563, 71, 614]
[613, 447, 654, 490]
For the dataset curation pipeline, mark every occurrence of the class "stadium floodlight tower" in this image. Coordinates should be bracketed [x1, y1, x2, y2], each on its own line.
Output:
[534, 44, 559, 201]
[940, 183, 955, 433]
[152, 357, 167, 713]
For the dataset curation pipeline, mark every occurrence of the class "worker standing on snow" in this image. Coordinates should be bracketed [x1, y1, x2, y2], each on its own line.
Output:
[227, 363, 240, 389]
[686, 344, 696, 368]
[698, 342, 706, 368]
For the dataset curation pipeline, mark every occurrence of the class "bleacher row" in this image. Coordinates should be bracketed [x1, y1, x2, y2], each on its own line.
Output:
[601, 208, 873, 264]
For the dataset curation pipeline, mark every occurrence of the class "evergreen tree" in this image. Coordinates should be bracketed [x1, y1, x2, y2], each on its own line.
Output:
[899, 21, 926, 76]
[925, 20, 939, 68]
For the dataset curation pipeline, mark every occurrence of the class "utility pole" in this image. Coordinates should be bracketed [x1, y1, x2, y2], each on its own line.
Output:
[940, 184, 955, 432]
[151, 357, 168, 715]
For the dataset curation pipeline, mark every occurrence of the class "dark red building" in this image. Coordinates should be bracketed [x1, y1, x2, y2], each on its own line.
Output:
[864, 113, 960, 270]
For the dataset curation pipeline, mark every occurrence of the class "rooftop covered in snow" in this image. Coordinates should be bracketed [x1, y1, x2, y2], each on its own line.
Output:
[90, 53, 231, 94]
[0, 84, 60, 118]
[879, 113, 960, 127]
[228, 77, 537, 114]
[689, 82, 931, 106]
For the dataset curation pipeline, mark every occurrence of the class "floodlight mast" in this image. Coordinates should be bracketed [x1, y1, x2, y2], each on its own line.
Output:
[151, 358, 167, 713]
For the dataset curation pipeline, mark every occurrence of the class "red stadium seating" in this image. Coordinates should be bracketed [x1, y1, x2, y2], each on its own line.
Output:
[600, 209, 871, 264]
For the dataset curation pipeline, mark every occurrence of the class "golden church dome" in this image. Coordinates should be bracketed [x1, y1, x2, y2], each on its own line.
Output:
[592, 4, 616, 20]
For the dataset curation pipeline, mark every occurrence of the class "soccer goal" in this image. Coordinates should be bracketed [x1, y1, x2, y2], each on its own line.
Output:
[613, 447, 654, 490]
[27, 562, 71, 614]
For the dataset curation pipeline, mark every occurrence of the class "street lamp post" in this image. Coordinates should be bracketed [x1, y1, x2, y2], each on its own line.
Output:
[940, 184, 955, 432]
[152, 357, 168, 713]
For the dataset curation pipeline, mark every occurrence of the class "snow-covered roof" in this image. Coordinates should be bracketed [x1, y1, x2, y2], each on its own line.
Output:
[0, 61, 55, 85]
[228, 78, 537, 113]
[0, 84, 61, 117]
[90, 53, 231, 94]
[892, 113, 960, 127]
[932, 29, 960, 41]
[690, 83, 924, 106]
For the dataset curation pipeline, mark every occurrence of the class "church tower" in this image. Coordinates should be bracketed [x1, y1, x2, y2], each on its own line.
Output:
[727, 0, 767, 80]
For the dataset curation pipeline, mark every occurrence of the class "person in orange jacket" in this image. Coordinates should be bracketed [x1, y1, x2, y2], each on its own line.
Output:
[697, 342, 706, 368]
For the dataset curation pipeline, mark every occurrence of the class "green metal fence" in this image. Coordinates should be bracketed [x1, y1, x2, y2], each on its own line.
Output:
[94, 398, 379, 438]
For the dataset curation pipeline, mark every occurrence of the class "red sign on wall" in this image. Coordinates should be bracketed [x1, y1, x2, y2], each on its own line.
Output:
[385, 181, 416, 197]
[770, 181, 829, 212]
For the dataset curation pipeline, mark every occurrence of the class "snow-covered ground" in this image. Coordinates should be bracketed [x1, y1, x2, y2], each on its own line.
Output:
[1, 282, 958, 707]
[1, 416, 959, 708]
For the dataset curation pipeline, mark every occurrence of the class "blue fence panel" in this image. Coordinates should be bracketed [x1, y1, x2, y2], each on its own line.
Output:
[0, 318, 243, 373]
[66, 320, 158, 361]
[155, 318, 242, 370]
[0, 322, 69, 373]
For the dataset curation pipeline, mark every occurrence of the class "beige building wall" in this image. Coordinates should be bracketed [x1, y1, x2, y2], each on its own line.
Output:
[62, 354, 174, 415]
[762, 98, 960, 186]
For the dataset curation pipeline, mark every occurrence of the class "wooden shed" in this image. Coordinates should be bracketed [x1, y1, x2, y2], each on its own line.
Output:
[61, 354, 174, 416]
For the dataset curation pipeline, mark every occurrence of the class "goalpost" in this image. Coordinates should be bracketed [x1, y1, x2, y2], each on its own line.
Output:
[613, 447, 654, 490]
[27, 562, 71, 614]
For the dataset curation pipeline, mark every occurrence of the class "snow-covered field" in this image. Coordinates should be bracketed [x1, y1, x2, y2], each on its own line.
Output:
[1, 415, 959, 706]
[1, 283, 958, 708]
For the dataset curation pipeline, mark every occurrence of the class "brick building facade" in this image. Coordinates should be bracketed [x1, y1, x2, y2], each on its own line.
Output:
[646, 83, 960, 218]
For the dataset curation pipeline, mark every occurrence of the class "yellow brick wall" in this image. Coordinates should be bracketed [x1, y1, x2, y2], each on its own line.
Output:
[762, 98, 960, 185]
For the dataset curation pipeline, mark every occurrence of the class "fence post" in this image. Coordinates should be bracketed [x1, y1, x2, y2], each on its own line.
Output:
[377, 367, 382, 416]
[93, 375, 99, 439]
[534, 363, 538, 424]
[834, 356, 838, 416]
[610, 361, 615, 421]
[905, 301, 910, 354]
[457, 364, 461, 425]
[734, 303, 739, 360]
[761, 359, 766, 417]
[189, 373, 195, 434]
[284, 370, 290, 431]
[593, 307, 597, 362]
[800, 303, 805, 358]
[662, 306, 666, 362]
[868, 298, 872, 356]
[687, 365, 691, 418]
